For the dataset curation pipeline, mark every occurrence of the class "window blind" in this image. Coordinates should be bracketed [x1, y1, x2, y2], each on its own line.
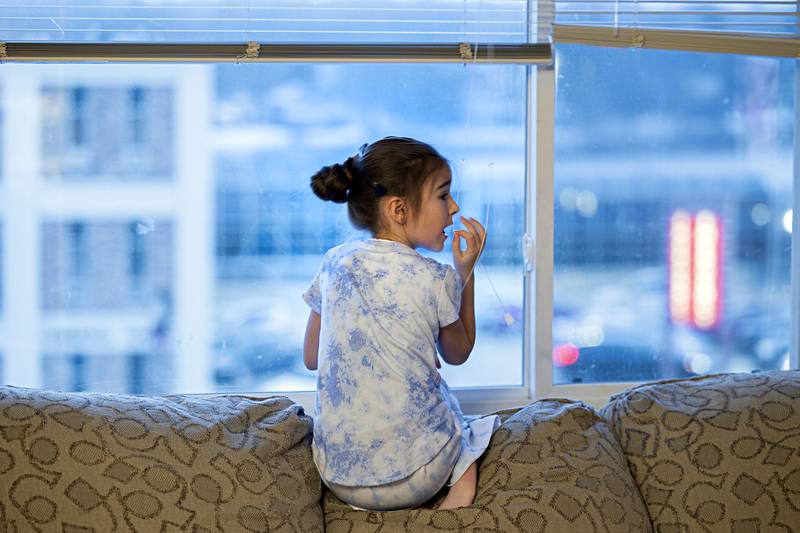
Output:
[0, 0, 551, 63]
[553, 0, 800, 57]
[1, 1, 531, 43]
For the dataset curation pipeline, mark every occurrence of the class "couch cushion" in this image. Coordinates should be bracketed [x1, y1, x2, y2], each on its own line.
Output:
[324, 400, 652, 532]
[0, 386, 323, 532]
[601, 370, 800, 532]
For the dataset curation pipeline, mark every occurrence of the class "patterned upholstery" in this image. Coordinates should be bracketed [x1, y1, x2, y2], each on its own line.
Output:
[601, 370, 800, 532]
[0, 386, 323, 532]
[324, 400, 653, 532]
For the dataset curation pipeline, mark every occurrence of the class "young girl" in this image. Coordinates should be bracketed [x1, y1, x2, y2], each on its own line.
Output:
[302, 137, 500, 511]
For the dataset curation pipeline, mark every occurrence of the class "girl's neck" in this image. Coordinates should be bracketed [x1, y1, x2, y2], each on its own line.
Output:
[372, 230, 413, 249]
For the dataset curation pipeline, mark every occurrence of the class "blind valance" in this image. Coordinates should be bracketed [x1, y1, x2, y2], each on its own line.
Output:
[554, 0, 800, 56]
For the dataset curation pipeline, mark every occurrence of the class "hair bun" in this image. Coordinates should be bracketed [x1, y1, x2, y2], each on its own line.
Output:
[310, 159, 354, 203]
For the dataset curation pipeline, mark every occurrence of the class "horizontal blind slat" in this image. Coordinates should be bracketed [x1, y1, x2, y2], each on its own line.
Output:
[555, 0, 800, 33]
[0, 1, 535, 44]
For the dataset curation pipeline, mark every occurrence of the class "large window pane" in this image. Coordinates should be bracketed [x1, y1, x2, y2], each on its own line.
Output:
[554, 45, 793, 384]
[214, 63, 526, 391]
[1, 61, 525, 393]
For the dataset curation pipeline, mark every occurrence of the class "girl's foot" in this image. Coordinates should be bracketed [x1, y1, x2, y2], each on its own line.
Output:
[438, 463, 477, 509]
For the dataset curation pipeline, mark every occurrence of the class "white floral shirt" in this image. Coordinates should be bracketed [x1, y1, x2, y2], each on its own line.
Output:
[303, 238, 463, 486]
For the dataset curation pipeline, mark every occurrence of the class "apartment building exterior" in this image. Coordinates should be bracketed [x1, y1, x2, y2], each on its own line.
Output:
[0, 64, 214, 393]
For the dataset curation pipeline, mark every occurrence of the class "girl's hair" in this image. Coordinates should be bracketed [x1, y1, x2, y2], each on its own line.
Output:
[310, 136, 448, 233]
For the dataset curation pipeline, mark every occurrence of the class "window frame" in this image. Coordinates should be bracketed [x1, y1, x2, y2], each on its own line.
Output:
[792, 64, 800, 374]
[0, 51, 544, 412]
[536, 44, 800, 408]
[2, 3, 799, 413]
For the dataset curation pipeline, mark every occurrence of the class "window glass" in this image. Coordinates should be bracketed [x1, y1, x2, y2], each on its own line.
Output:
[0, 222, 3, 316]
[554, 0, 798, 35]
[215, 63, 526, 391]
[2, 1, 527, 44]
[41, 86, 173, 179]
[554, 45, 793, 384]
[2, 62, 525, 393]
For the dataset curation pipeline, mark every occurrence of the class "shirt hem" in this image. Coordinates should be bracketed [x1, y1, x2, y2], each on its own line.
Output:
[313, 423, 455, 487]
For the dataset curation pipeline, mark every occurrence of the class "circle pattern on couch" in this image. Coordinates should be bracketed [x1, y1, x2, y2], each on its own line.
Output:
[324, 399, 653, 532]
[601, 370, 800, 533]
[0, 386, 324, 532]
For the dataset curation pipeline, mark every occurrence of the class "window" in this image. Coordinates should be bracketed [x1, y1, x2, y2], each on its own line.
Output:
[69, 222, 86, 277]
[1, 1, 796, 411]
[551, 46, 793, 391]
[129, 220, 147, 293]
[41, 85, 173, 179]
[540, 0, 800, 400]
[209, 62, 527, 393]
[2, 60, 531, 398]
[129, 87, 146, 146]
[0, 223, 3, 316]
[68, 222, 88, 301]
[70, 88, 87, 147]
[69, 353, 87, 392]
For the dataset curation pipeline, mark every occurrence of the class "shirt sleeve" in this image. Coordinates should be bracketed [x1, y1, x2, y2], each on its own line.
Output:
[437, 266, 462, 328]
[302, 262, 323, 314]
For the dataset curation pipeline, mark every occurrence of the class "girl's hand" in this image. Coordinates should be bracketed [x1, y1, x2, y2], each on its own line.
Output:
[452, 216, 487, 281]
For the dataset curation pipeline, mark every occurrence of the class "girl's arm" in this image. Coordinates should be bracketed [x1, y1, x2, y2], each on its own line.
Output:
[437, 274, 475, 365]
[303, 310, 321, 370]
[437, 216, 485, 366]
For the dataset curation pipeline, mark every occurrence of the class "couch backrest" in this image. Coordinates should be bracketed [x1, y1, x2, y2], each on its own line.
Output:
[0, 386, 323, 532]
[601, 370, 800, 532]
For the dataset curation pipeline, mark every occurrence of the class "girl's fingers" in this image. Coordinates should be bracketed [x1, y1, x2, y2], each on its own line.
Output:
[462, 230, 477, 252]
[461, 217, 485, 243]
[472, 219, 487, 240]
[461, 218, 485, 252]
[473, 223, 487, 248]
[452, 230, 465, 257]
[455, 218, 488, 259]
[452, 230, 478, 259]
[460, 216, 477, 234]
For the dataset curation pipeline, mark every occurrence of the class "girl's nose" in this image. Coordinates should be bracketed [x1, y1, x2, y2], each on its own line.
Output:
[449, 196, 460, 215]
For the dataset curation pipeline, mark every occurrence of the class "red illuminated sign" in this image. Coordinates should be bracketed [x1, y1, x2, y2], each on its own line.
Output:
[668, 209, 723, 330]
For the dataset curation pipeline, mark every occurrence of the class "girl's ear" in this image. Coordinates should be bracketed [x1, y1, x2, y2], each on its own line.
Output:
[386, 196, 407, 225]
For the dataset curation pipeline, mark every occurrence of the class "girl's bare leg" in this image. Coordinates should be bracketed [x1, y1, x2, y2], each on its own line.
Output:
[438, 462, 477, 509]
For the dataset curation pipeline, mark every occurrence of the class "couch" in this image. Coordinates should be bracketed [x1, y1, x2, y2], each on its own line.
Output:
[1, 369, 798, 532]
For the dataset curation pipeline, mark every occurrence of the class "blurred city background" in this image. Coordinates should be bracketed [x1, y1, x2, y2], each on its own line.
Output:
[0, 2, 793, 394]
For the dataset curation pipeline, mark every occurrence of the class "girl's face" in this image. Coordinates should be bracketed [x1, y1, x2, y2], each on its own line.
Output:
[407, 165, 460, 252]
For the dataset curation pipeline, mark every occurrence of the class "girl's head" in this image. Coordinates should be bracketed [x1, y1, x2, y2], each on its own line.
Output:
[310, 137, 459, 251]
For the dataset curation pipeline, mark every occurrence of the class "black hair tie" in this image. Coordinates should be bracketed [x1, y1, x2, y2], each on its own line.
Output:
[371, 182, 387, 197]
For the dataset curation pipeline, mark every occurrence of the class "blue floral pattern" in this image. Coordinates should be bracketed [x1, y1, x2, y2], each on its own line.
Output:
[303, 238, 469, 486]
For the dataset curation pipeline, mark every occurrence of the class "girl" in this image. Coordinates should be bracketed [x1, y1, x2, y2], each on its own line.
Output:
[302, 137, 500, 511]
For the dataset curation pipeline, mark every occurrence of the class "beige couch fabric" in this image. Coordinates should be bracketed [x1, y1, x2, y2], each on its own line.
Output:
[324, 400, 653, 532]
[601, 370, 800, 532]
[0, 386, 323, 532]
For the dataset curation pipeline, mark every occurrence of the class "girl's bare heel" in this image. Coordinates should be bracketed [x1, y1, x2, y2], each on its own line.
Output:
[437, 462, 477, 510]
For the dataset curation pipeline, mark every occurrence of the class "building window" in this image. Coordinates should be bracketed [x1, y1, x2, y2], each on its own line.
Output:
[70, 353, 87, 392]
[129, 87, 146, 146]
[41, 85, 174, 179]
[69, 222, 87, 281]
[70, 87, 88, 147]
[129, 221, 146, 290]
